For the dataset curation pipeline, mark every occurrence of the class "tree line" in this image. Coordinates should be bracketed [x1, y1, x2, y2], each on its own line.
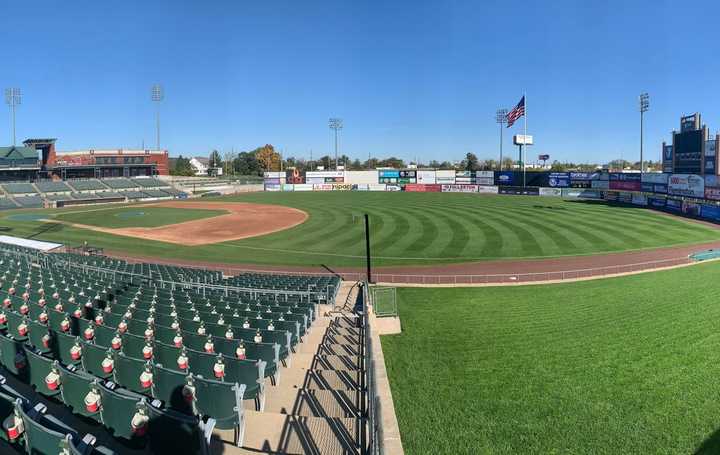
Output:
[170, 147, 661, 176]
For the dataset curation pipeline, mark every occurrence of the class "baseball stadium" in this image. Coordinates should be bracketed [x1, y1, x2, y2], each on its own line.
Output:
[3, 2, 720, 455]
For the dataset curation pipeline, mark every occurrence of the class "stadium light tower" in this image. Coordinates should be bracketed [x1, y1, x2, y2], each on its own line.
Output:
[639, 92, 649, 174]
[4, 88, 21, 146]
[151, 84, 164, 151]
[329, 117, 343, 170]
[496, 108, 508, 170]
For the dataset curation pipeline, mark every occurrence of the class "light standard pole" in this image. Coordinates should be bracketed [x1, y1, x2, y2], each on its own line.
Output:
[4, 88, 21, 146]
[496, 108, 508, 170]
[639, 92, 649, 175]
[151, 84, 164, 151]
[329, 118, 343, 170]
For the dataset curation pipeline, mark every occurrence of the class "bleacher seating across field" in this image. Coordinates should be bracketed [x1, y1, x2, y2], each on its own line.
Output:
[102, 179, 137, 190]
[66, 180, 107, 192]
[1, 183, 37, 194]
[0, 198, 18, 210]
[13, 196, 44, 208]
[141, 190, 172, 198]
[34, 181, 72, 193]
[133, 178, 168, 188]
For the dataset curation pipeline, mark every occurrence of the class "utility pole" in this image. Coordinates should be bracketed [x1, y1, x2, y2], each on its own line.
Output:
[639, 92, 649, 175]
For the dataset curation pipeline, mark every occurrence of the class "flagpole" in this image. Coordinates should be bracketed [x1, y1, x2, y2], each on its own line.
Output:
[523, 91, 527, 187]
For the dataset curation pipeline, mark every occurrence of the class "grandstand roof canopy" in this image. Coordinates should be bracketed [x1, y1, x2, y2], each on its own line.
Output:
[0, 146, 39, 159]
[0, 236, 62, 251]
[22, 138, 57, 145]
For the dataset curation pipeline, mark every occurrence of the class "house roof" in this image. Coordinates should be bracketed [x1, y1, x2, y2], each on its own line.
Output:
[192, 157, 209, 165]
[0, 146, 38, 160]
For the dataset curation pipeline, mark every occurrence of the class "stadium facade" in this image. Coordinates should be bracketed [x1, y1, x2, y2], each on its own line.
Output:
[0, 138, 168, 181]
[662, 113, 720, 175]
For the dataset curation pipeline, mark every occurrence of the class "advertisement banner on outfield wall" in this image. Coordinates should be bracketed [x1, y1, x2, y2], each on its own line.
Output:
[264, 184, 281, 191]
[313, 184, 333, 191]
[264, 172, 284, 178]
[442, 184, 478, 193]
[618, 192, 632, 203]
[282, 184, 294, 191]
[293, 184, 313, 191]
[307, 171, 344, 179]
[705, 187, 720, 200]
[604, 191, 618, 201]
[476, 171, 495, 186]
[539, 187, 562, 196]
[476, 185, 498, 194]
[666, 198, 682, 211]
[416, 170, 437, 184]
[352, 184, 369, 191]
[631, 194, 647, 206]
[368, 184, 387, 191]
[385, 185, 402, 191]
[609, 180, 641, 191]
[641, 173, 669, 184]
[264, 178, 281, 185]
[648, 197, 666, 208]
[306, 177, 326, 184]
[345, 171, 378, 185]
[332, 184, 353, 191]
[701, 204, 720, 221]
[435, 170, 456, 184]
[286, 169, 304, 184]
[498, 186, 540, 195]
[404, 184, 442, 192]
[548, 173, 570, 187]
[591, 180, 610, 190]
[682, 201, 701, 216]
[562, 189, 602, 199]
[668, 174, 705, 197]
[378, 170, 400, 184]
[495, 171, 515, 186]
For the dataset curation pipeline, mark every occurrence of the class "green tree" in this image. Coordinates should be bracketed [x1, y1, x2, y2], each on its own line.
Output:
[464, 153, 479, 171]
[171, 155, 195, 176]
[208, 150, 222, 170]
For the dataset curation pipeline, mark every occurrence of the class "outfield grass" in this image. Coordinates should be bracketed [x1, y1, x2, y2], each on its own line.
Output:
[0, 192, 718, 267]
[54, 206, 226, 229]
[381, 262, 720, 454]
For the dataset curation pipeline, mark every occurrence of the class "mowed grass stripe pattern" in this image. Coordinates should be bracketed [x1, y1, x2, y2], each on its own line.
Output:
[382, 262, 720, 454]
[54, 206, 227, 229]
[0, 192, 718, 267]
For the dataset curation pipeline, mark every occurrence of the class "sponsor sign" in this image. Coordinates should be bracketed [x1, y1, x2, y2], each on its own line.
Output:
[385, 185, 402, 191]
[631, 194, 647, 206]
[476, 171, 494, 178]
[441, 184, 478, 193]
[648, 197, 666, 208]
[477, 185, 498, 194]
[286, 169, 304, 184]
[618, 192, 633, 203]
[332, 184, 352, 191]
[548, 172, 570, 187]
[404, 184, 442, 192]
[604, 191, 618, 201]
[436, 176, 455, 184]
[663, 145, 673, 161]
[705, 157, 716, 174]
[610, 173, 641, 181]
[513, 134, 533, 145]
[641, 182, 654, 192]
[293, 184, 313, 191]
[306, 177, 326, 184]
[539, 187, 562, 196]
[591, 180, 610, 189]
[496, 171, 514, 186]
[653, 184, 667, 194]
[569, 172, 598, 181]
[538, 154, 550, 161]
[417, 170, 436, 184]
[561, 189, 602, 199]
[264, 184, 281, 192]
[498, 186, 540, 196]
[264, 172, 284, 178]
[352, 184, 369, 191]
[264, 178, 281, 185]
[668, 174, 704, 197]
[666, 198, 682, 211]
[641, 173, 669, 184]
[281, 184, 294, 191]
[682, 201, 701, 216]
[701, 204, 720, 221]
[705, 140, 717, 157]
[307, 170, 344, 179]
[368, 184, 387, 191]
[476, 177, 494, 185]
[312, 184, 334, 191]
[324, 177, 344, 183]
[378, 170, 400, 178]
[705, 187, 720, 201]
[455, 171, 472, 178]
[609, 180, 641, 191]
[681, 114, 698, 132]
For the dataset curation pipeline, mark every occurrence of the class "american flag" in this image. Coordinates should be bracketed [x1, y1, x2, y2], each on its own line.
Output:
[506, 96, 525, 128]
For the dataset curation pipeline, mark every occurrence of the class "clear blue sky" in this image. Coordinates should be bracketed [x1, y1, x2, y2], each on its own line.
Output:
[1, 0, 718, 164]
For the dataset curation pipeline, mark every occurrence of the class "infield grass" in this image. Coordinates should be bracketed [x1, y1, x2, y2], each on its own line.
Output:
[0, 192, 718, 267]
[54, 206, 226, 229]
[382, 262, 720, 454]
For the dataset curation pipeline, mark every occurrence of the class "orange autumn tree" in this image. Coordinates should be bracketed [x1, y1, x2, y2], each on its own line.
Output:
[254, 144, 281, 172]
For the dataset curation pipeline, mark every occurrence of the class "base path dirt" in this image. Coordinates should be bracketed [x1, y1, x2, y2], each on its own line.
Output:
[62, 201, 308, 246]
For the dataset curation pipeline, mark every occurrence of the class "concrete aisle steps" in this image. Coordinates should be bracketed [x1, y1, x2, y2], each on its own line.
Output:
[215, 281, 367, 454]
